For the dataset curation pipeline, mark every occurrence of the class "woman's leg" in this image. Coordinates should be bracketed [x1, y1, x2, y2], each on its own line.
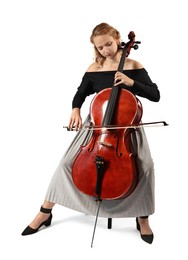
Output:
[27, 201, 55, 229]
[137, 216, 153, 235]
[136, 216, 154, 244]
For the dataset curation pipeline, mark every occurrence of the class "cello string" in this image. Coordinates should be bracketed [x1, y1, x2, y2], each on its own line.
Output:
[102, 84, 119, 126]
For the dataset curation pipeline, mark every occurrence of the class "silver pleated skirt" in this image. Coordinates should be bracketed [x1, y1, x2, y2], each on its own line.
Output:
[45, 115, 155, 218]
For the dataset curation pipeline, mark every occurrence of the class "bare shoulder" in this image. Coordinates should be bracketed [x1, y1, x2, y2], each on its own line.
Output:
[125, 58, 144, 69]
[86, 62, 101, 72]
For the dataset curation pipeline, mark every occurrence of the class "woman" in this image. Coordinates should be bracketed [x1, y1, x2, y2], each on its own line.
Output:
[21, 23, 160, 244]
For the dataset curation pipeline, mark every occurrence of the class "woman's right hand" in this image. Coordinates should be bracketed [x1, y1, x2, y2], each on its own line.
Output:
[68, 108, 82, 131]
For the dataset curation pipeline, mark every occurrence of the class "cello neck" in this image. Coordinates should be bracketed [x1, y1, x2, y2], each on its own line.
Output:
[117, 43, 128, 73]
[102, 36, 135, 126]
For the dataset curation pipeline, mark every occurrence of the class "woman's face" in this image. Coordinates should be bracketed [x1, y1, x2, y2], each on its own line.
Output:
[93, 34, 119, 59]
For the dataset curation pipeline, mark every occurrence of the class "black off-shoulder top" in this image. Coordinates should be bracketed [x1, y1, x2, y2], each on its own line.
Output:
[72, 68, 160, 109]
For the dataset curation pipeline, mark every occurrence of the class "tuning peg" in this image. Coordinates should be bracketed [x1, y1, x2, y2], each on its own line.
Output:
[132, 44, 139, 50]
[132, 41, 141, 50]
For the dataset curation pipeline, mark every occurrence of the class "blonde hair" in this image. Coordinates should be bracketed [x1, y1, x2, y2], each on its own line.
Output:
[90, 23, 121, 67]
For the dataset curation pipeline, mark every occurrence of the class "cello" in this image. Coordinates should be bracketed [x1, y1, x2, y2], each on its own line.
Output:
[72, 32, 142, 200]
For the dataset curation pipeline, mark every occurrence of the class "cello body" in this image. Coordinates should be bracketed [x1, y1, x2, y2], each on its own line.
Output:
[72, 87, 142, 200]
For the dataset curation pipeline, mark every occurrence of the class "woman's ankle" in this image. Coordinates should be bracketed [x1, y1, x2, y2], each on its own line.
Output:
[42, 201, 55, 210]
[138, 217, 152, 235]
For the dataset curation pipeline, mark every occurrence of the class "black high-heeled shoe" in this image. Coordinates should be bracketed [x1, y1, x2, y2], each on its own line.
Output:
[136, 217, 154, 244]
[21, 206, 53, 236]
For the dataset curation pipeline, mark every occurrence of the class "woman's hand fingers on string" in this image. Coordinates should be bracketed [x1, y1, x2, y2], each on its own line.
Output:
[114, 71, 124, 86]
[114, 71, 134, 87]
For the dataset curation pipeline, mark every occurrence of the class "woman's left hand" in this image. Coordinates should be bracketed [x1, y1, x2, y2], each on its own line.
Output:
[114, 71, 134, 87]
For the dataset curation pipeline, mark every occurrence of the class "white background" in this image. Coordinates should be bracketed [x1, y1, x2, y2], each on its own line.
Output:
[0, 0, 187, 259]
